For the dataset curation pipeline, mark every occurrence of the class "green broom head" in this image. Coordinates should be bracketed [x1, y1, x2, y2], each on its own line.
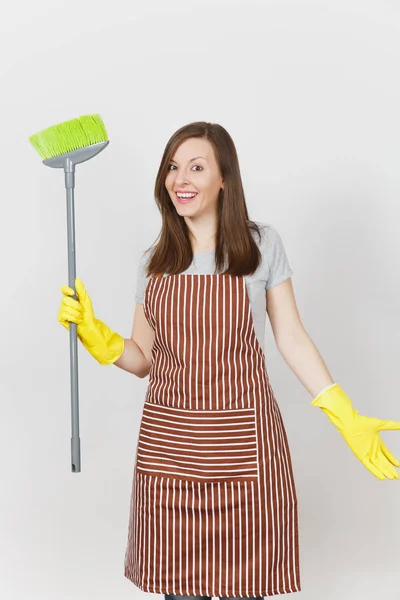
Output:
[29, 114, 108, 160]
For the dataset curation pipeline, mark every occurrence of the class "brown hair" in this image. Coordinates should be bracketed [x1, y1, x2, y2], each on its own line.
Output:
[144, 121, 262, 278]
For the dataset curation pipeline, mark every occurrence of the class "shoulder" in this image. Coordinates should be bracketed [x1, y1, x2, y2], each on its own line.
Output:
[250, 221, 285, 250]
[250, 221, 293, 287]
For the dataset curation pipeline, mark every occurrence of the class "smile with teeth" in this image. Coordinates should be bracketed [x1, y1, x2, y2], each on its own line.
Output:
[176, 192, 198, 203]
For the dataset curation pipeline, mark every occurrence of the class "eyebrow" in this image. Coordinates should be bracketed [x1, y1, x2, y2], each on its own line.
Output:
[169, 156, 207, 163]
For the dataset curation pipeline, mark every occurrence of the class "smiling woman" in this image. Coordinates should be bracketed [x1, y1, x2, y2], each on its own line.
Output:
[121, 121, 303, 599]
[164, 139, 225, 242]
[56, 119, 400, 600]
[147, 124, 265, 273]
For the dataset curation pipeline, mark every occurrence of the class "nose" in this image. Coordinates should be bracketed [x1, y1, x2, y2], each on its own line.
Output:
[173, 168, 191, 186]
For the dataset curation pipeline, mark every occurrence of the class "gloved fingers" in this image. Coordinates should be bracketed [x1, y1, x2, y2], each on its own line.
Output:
[377, 419, 400, 432]
[370, 454, 399, 480]
[57, 313, 74, 329]
[61, 296, 83, 313]
[362, 459, 386, 480]
[60, 307, 83, 324]
[375, 448, 400, 478]
[75, 277, 94, 312]
[60, 285, 75, 297]
[58, 303, 83, 324]
[379, 440, 400, 467]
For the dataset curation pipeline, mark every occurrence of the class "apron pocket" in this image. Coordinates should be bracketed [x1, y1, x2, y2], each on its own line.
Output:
[136, 401, 259, 483]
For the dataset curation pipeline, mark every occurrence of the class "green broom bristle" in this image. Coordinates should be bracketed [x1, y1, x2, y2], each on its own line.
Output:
[29, 114, 108, 160]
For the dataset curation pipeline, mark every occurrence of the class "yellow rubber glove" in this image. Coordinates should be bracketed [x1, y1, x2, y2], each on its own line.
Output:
[311, 383, 400, 480]
[57, 277, 124, 366]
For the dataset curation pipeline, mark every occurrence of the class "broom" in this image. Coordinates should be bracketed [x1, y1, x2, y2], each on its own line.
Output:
[29, 114, 109, 473]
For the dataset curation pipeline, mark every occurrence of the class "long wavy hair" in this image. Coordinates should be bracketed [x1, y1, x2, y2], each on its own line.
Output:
[144, 121, 263, 277]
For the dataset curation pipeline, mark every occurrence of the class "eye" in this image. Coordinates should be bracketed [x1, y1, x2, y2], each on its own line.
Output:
[167, 164, 203, 171]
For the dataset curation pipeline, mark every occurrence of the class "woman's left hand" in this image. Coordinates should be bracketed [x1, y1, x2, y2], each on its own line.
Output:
[312, 384, 400, 480]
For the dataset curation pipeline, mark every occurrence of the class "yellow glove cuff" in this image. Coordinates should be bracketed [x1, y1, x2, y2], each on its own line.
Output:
[80, 321, 125, 366]
[99, 331, 125, 365]
[311, 383, 359, 432]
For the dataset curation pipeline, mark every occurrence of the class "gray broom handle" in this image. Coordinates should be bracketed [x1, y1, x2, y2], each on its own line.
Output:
[65, 160, 81, 473]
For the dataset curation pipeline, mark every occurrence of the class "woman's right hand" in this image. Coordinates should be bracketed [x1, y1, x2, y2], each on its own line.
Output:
[57, 277, 95, 333]
[57, 277, 124, 365]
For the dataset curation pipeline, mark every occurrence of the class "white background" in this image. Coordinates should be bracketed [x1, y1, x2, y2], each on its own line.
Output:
[1, 0, 400, 598]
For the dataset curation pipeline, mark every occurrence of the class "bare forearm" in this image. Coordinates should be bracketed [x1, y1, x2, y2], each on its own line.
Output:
[113, 338, 149, 378]
[277, 329, 335, 399]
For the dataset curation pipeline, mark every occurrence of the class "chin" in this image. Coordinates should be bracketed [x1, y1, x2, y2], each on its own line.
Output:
[176, 205, 198, 214]
[174, 199, 201, 212]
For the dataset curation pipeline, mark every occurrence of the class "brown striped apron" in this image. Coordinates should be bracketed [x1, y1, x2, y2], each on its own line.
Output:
[124, 273, 301, 598]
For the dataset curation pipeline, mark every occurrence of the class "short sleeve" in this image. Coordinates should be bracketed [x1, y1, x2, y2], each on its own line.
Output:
[264, 225, 293, 290]
[134, 249, 152, 304]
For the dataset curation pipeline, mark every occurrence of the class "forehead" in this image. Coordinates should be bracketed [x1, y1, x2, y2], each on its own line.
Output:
[171, 137, 214, 161]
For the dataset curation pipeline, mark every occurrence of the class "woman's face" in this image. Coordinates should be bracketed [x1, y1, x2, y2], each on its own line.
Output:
[165, 137, 224, 217]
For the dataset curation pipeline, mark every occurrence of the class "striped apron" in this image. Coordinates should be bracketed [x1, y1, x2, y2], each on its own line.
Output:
[124, 273, 301, 598]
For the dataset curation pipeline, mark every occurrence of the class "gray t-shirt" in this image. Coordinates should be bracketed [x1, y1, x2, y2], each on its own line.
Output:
[134, 221, 293, 353]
